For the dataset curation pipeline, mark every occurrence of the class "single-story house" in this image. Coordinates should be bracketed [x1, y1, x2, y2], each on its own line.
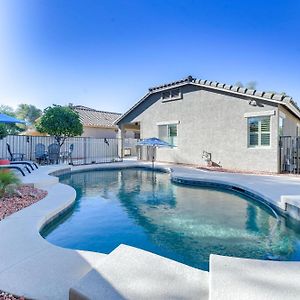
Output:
[116, 76, 300, 173]
[72, 105, 139, 139]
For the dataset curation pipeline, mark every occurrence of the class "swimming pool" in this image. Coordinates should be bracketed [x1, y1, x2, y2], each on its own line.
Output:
[41, 168, 300, 270]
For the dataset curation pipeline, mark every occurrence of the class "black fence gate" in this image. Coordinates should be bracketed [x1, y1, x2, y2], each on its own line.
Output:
[279, 136, 300, 174]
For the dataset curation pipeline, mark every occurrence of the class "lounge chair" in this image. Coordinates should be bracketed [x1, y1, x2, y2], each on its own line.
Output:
[0, 165, 29, 176]
[9, 161, 38, 172]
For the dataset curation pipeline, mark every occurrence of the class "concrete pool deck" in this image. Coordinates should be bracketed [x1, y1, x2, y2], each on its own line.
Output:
[170, 165, 300, 219]
[0, 161, 300, 299]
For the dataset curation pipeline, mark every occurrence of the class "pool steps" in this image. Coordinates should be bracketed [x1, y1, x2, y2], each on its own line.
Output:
[70, 244, 209, 300]
[209, 254, 300, 300]
[69, 248, 300, 300]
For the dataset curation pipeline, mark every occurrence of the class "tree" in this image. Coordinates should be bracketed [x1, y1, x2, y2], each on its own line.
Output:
[234, 81, 257, 90]
[0, 105, 23, 135]
[235, 81, 244, 88]
[0, 105, 15, 117]
[36, 105, 83, 147]
[16, 104, 42, 124]
[0, 124, 8, 140]
[246, 81, 257, 90]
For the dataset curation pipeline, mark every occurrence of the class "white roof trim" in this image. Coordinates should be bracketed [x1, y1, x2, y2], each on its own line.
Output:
[114, 92, 151, 125]
[244, 110, 276, 118]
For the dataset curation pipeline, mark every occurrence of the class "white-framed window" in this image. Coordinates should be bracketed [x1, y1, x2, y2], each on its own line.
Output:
[158, 124, 178, 146]
[248, 116, 271, 147]
[161, 88, 182, 101]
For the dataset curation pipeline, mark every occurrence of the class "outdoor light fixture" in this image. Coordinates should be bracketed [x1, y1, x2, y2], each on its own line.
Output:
[249, 100, 257, 106]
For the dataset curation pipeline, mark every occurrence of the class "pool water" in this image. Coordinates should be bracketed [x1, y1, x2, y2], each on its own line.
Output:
[42, 168, 300, 270]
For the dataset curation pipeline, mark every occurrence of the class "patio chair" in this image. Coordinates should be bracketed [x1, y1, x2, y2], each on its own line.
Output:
[48, 143, 60, 164]
[35, 143, 48, 164]
[6, 143, 25, 161]
[6, 143, 38, 171]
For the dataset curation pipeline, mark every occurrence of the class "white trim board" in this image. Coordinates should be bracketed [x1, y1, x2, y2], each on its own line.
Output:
[244, 110, 276, 118]
[156, 120, 180, 125]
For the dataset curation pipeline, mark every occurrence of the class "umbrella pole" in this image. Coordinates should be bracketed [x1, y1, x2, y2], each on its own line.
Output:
[152, 146, 155, 169]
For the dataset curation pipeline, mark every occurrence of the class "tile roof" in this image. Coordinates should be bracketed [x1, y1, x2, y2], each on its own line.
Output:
[116, 76, 300, 125]
[148, 75, 299, 111]
[72, 105, 121, 128]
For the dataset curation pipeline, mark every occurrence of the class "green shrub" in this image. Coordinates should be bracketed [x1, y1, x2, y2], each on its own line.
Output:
[0, 124, 8, 140]
[0, 170, 20, 198]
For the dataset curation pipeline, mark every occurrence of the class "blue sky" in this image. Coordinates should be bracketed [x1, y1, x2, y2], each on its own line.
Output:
[0, 0, 299, 113]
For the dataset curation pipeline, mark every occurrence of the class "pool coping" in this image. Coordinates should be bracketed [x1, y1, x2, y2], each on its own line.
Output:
[1, 161, 300, 299]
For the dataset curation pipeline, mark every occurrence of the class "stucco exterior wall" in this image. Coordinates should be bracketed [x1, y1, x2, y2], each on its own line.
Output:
[82, 127, 135, 139]
[279, 105, 300, 136]
[82, 127, 118, 138]
[119, 85, 284, 172]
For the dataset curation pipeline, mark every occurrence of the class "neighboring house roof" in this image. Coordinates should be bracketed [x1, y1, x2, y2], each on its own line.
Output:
[72, 105, 121, 128]
[116, 76, 300, 124]
[19, 128, 48, 136]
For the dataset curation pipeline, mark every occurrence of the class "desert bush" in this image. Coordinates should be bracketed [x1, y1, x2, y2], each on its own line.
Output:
[0, 170, 21, 198]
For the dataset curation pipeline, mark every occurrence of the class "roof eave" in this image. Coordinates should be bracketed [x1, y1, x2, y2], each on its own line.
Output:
[115, 92, 152, 125]
[193, 82, 300, 119]
[116, 81, 300, 125]
[283, 102, 300, 119]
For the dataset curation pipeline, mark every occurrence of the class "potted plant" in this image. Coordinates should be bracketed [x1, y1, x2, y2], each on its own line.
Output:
[0, 124, 9, 165]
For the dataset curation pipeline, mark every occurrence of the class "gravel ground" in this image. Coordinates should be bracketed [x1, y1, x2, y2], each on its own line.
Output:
[0, 292, 25, 300]
[198, 166, 300, 176]
[0, 185, 47, 221]
[0, 185, 47, 299]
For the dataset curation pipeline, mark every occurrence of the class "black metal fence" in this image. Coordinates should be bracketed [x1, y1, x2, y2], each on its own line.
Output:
[0, 135, 139, 165]
[279, 136, 300, 174]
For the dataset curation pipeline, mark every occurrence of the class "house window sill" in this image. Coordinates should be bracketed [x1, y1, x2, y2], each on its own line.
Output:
[248, 146, 272, 149]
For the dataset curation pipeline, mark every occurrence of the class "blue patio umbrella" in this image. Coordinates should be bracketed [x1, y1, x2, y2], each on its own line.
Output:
[0, 113, 26, 124]
[137, 137, 173, 168]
